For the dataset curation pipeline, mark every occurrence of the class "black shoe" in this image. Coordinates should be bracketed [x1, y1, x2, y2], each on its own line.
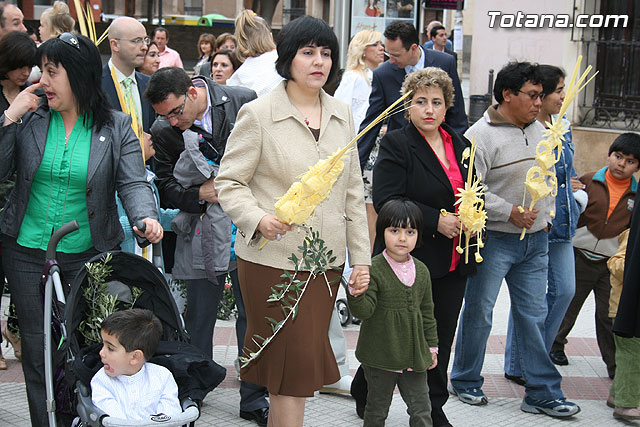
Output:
[240, 407, 269, 426]
[504, 373, 526, 386]
[549, 349, 568, 366]
[356, 404, 365, 419]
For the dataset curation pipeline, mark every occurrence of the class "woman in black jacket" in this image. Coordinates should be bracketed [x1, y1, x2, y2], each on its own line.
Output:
[353, 67, 479, 427]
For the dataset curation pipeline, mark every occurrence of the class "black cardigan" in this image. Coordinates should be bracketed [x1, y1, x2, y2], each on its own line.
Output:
[372, 121, 478, 279]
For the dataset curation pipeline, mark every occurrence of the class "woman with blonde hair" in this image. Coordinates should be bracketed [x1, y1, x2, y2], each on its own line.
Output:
[334, 30, 384, 251]
[39, 1, 75, 41]
[226, 9, 283, 97]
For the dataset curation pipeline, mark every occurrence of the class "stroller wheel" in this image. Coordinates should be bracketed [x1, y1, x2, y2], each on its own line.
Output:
[336, 299, 351, 327]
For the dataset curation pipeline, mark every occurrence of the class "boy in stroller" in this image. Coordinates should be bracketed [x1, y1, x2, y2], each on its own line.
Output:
[91, 309, 181, 420]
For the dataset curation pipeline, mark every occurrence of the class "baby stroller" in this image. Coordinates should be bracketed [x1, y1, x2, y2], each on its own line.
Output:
[43, 221, 225, 427]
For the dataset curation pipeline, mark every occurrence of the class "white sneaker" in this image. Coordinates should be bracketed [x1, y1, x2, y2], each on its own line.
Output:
[320, 375, 353, 394]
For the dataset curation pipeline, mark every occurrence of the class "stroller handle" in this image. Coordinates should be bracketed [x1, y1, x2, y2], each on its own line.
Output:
[46, 220, 80, 260]
[134, 220, 164, 270]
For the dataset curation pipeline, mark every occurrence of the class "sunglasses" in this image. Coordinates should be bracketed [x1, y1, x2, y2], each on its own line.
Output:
[58, 32, 81, 51]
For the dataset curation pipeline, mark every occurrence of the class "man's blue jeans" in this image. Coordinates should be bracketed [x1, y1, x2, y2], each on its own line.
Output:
[505, 241, 576, 377]
[450, 230, 565, 400]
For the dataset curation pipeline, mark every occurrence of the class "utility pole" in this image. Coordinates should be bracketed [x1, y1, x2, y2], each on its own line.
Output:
[333, 0, 349, 69]
[454, 0, 463, 74]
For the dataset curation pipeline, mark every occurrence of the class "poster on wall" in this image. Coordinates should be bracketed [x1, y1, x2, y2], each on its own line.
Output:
[350, 0, 418, 42]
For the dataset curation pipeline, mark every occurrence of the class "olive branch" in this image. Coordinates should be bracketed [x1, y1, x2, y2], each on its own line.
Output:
[77, 253, 143, 345]
[239, 228, 341, 368]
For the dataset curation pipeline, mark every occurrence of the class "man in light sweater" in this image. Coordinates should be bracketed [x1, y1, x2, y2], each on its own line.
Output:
[449, 62, 580, 418]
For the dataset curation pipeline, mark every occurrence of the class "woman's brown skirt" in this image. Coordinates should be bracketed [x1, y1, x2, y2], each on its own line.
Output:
[237, 257, 341, 397]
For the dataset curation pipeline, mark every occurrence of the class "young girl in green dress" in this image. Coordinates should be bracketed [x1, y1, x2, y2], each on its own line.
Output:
[348, 199, 438, 426]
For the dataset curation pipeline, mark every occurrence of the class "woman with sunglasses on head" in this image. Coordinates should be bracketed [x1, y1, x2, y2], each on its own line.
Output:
[216, 16, 370, 427]
[0, 33, 162, 426]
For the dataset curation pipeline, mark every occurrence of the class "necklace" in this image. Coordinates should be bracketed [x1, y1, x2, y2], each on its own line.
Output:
[293, 97, 321, 127]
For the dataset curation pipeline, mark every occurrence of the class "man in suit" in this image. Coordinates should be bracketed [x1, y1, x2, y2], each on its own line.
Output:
[101, 17, 156, 135]
[145, 67, 270, 426]
[357, 20, 467, 170]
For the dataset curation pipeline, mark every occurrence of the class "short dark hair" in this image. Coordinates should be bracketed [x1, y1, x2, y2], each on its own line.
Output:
[152, 26, 168, 39]
[0, 31, 37, 79]
[609, 132, 640, 162]
[383, 20, 418, 51]
[375, 199, 424, 249]
[212, 49, 241, 73]
[275, 16, 339, 84]
[144, 66, 192, 105]
[101, 308, 162, 359]
[430, 24, 446, 40]
[538, 65, 565, 95]
[38, 33, 112, 131]
[493, 61, 541, 104]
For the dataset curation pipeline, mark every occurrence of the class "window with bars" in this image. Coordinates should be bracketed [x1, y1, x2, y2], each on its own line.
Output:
[575, 0, 640, 129]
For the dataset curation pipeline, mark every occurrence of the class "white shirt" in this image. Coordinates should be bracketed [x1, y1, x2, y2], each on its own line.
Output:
[192, 78, 213, 135]
[227, 49, 283, 97]
[108, 59, 143, 124]
[334, 69, 373, 132]
[91, 362, 181, 421]
[404, 46, 425, 75]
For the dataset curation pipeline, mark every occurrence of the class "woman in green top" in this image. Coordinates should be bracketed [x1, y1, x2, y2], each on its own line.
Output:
[0, 33, 162, 427]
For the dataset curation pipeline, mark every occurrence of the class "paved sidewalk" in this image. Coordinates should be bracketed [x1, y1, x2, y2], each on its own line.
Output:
[0, 286, 631, 426]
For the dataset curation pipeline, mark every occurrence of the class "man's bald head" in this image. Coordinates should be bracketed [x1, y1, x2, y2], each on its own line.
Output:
[0, 3, 26, 36]
[109, 16, 145, 40]
[109, 17, 149, 75]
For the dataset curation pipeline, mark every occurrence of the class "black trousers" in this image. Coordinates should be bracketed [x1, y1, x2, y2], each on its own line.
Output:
[3, 235, 100, 427]
[352, 269, 467, 427]
[553, 249, 616, 377]
[184, 269, 269, 411]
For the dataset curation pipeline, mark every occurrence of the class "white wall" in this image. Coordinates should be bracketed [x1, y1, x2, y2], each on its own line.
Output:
[469, 0, 579, 106]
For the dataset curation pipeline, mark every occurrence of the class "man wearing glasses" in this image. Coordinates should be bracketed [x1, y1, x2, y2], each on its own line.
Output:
[102, 17, 156, 134]
[449, 62, 581, 418]
[145, 68, 270, 426]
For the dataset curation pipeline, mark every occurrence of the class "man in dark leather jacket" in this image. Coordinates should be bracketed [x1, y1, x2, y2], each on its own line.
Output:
[145, 67, 270, 426]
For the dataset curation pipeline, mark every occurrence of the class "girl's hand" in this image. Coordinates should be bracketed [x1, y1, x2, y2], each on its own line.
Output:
[570, 176, 585, 192]
[257, 214, 293, 241]
[437, 212, 461, 239]
[349, 265, 370, 297]
[428, 351, 438, 370]
[133, 218, 163, 243]
[4, 83, 42, 126]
